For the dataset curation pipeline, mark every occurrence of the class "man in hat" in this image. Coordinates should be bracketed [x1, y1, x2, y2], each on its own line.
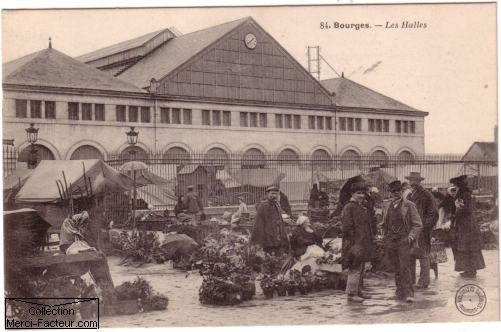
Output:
[405, 172, 439, 289]
[251, 186, 288, 255]
[382, 180, 422, 302]
[341, 182, 374, 303]
[183, 185, 204, 226]
[231, 196, 249, 225]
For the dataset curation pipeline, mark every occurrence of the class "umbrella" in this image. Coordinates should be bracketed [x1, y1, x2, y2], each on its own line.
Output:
[331, 173, 370, 217]
[160, 234, 199, 260]
[120, 161, 149, 230]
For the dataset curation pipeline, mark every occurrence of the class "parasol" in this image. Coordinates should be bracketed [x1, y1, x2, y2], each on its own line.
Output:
[160, 234, 199, 260]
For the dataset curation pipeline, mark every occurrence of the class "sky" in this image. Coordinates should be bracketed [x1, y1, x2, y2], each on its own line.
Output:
[1, 2, 498, 154]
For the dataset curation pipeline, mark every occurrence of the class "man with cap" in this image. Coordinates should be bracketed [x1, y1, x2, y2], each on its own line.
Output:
[382, 180, 422, 302]
[251, 186, 288, 255]
[183, 185, 204, 226]
[405, 172, 439, 289]
[341, 182, 374, 302]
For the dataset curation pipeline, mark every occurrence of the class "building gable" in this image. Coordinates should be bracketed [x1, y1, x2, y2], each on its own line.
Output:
[156, 18, 333, 107]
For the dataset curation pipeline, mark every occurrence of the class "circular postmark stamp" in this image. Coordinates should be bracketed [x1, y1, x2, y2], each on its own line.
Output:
[455, 284, 486, 316]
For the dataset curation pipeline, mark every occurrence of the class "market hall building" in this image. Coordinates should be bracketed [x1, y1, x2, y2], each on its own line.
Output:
[2, 17, 428, 167]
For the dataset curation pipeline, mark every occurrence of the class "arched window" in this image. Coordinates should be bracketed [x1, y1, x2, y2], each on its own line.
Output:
[340, 149, 361, 170]
[18, 144, 55, 168]
[163, 147, 190, 164]
[278, 149, 300, 166]
[398, 151, 414, 164]
[370, 150, 389, 167]
[118, 146, 149, 163]
[312, 149, 332, 171]
[242, 148, 266, 169]
[70, 145, 104, 160]
[204, 148, 229, 165]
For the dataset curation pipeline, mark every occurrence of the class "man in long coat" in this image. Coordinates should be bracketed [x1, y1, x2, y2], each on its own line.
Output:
[251, 186, 288, 255]
[405, 172, 439, 289]
[341, 182, 374, 303]
[183, 185, 204, 226]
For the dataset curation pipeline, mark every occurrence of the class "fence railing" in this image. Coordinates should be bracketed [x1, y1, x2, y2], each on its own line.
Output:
[3, 148, 497, 212]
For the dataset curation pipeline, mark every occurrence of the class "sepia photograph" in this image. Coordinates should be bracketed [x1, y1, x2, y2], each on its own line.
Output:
[2, 2, 499, 329]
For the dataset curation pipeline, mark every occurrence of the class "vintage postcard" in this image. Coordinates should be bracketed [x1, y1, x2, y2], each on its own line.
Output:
[2, 2, 499, 330]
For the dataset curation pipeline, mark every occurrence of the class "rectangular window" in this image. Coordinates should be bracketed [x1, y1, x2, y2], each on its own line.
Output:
[317, 116, 324, 130]
[403, 121, 409, 133]
[202, 110, 211, 125]
[325, 116, 332, 130]
[259, 113, 267, 128]
[116, 105, 126, 122]
[410, 121, 415, 133]
[309, 116, 316, 129]
[347, 117, 354, 131]
[250, 113, 258, 127]
[45, 101, 56, 119]
[355, 118, 362, 131]
[129, 106, 138, 122]
[160, 107, 170, 124]
[275, 114, 283, 128]
[82, 103, 92, 120]
[30, 100, 42, 118]
[15, 100, 28, 118]
[240, 112, 248, 127]
[294, 115, 301, 129]
[95, 104, 104, 121]
[369, 119, 375, 132]
[140, 107, 150, 123]
[172, 108, 181, 124]
[223, 111, 231, 126]
[285, 114, 292, 129]
[339, 117, 346, 131]
[68, 102, 79, 120]
[183, 109, 192, 124]
[383, 120, 389, 132]
[396, 120, 401, 133]
[213, 110, 222, 126]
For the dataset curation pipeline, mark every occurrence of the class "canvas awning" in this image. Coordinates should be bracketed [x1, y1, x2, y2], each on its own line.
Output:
[3, 168, 35, 191]
[229, 169, 286, 187]
[15, 159, 135, 203]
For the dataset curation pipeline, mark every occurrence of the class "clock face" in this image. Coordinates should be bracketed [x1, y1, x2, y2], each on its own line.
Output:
[244, 33, 257, 49]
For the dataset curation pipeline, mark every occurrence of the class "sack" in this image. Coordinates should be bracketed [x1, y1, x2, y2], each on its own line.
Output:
[66, 239, 96, 255]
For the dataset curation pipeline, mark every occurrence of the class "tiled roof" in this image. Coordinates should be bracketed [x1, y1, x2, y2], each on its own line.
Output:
[321, 77, 421, 113]
[75, 29, 167, 63]
[3, 47, 146, 93]
[117, 17, 249, 88]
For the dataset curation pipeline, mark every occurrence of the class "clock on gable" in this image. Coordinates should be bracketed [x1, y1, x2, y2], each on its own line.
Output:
[244, 33, 257, 49]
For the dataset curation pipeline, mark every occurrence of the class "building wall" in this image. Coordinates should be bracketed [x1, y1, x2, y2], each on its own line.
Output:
[3, 89, 425, 160]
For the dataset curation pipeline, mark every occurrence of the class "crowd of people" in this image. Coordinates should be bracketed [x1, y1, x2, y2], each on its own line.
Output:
[248, 172, 486, 304]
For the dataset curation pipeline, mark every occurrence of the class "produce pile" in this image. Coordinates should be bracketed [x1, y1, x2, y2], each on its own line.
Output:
[316, 252, 342, 265]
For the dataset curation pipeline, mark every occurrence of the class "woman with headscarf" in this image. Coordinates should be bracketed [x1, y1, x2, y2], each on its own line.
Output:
[59, 211, 90, 254]
[449, 175, 485, 277]
[290, 215, 324, 258]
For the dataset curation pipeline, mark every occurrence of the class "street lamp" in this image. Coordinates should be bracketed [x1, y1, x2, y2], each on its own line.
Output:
[25, 123, 39, 168]
[126, 127, 139, 160]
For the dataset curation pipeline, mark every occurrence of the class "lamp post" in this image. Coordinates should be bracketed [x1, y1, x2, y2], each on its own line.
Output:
[125, 127, 139, 230]
[25, 123, 39, 169]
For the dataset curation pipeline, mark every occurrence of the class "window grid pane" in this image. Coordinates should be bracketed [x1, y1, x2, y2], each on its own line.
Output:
[403, 121, 409, 133]
[285, 114, 292, 129]
[141, 107, 150, 123]
[30, 100, 42, 118]
[347, 117, 354, 131]
[223, 111, 231, 126]
[172, 108, 181, 124]
[340, 117, 346, 131]
[355, 118, 361, 131]
[45, 101, 56, 119]
[383, 120, 389, 132]
[294, 115, 301, 129]
[317, 116, 324, 130]
[376, 119, 382, 132]
[410, 121, 415, 133]
[213, 110, 221, 126]
[259, 113, 267, 127]
[396, 120, 401, 133]
[129, 106, 138, 122]
[369, 119, 375, 132]
[183, 109, 192, 124]
[250, 113, 258, 127]
[240, 112, 248, 127]
[68, 102, 79, 120]
[275, 114, 283, 128]
[16, 100, 28, 118]
[325, 117, 332, 130]
[82, 103, 92, 120]
[95, 104, 104, 121]
[116, 105, 126, 122]
[160, 108, 170, 124]
[309, 116, 315, 129]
